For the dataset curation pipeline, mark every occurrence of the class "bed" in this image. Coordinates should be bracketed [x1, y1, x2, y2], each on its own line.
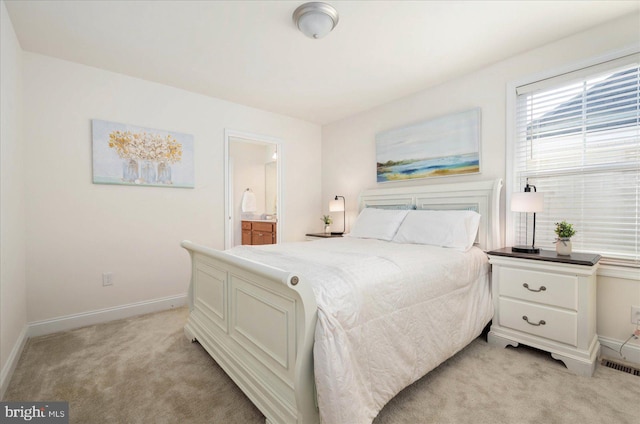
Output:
[182, 178, 502, 424]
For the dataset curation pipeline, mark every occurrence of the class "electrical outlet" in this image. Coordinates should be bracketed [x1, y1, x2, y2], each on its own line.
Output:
[631, 306, 640, 325]
[102, 272, 113, 286]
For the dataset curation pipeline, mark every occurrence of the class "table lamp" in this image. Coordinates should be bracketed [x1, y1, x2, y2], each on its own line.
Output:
[329, 195, 345, 235]
[511, 181, 544, 254]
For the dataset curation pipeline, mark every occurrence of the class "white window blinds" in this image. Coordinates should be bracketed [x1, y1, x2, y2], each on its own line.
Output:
[513, 54, 639, 264]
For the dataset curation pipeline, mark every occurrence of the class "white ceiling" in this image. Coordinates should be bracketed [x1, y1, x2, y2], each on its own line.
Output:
[5, 1, 639, 124]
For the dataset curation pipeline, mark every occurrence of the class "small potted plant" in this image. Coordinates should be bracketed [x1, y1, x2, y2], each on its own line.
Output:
[321, 215, 333, 234]
[554, 220, 576, 255]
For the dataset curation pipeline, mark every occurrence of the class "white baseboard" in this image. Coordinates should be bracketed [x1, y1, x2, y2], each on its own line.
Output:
[0, 325, 28, 400]
[599, 335, 640, 366]
[27, 294, 188, 338]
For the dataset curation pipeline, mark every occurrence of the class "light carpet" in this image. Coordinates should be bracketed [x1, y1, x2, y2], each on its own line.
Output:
[4, 307, 639, 423]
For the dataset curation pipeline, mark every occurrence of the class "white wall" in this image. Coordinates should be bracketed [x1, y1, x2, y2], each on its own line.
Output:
[22, 53, 322, 324]
[322, 13, 640, 358]
[0, 0, 27, 396]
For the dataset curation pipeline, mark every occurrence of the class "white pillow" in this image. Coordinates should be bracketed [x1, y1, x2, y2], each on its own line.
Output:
[347, 208, 409, 241]
[392, 210, 481, 251]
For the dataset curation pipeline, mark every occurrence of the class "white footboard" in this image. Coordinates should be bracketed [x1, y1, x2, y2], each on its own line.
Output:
[181, 241, 319, 424]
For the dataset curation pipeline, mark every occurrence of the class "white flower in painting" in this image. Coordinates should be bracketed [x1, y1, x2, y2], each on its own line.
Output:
[108, 130, 183, 163]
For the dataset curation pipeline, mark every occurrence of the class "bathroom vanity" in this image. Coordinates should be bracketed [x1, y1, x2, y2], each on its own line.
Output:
[242, 220, 277, 245]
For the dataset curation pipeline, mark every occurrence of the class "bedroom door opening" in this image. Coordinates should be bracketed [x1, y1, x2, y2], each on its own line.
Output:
[224, 129, 282, 249]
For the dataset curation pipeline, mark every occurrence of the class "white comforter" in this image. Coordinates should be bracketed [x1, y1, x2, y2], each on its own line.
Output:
[227, 237, 492, 424]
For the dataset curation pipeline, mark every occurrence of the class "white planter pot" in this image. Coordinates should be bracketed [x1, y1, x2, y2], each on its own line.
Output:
[556, 238, 572, 255]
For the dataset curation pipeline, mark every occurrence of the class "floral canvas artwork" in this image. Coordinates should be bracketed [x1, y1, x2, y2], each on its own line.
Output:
[376, 108, 481, 182]
[92, 120, 194, 188]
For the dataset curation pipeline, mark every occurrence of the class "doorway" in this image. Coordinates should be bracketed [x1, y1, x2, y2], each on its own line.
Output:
[224, 129, 282, 249]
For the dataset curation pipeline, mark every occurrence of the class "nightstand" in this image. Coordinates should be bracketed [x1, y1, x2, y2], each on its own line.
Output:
[487, 248, 601, 377]
[305, 233, 343, 241]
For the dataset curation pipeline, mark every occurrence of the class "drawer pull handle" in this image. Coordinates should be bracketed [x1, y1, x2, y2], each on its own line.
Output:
[522, 316, 546, 326]
[523, 283, 546, 292]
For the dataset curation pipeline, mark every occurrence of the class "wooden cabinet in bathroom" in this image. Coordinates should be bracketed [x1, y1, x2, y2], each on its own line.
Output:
[241, 220, 277, 245]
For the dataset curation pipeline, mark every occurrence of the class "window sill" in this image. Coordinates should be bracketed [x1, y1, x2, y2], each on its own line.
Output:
[597, 262, 640, 280]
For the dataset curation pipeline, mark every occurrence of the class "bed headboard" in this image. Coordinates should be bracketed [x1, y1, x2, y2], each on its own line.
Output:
[358, 179, 503, 251]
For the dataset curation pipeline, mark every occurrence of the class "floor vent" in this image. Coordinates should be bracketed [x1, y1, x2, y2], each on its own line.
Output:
[601, 358, 640, 376]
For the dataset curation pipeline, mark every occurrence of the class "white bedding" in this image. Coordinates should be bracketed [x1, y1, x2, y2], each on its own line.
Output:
[226, 237, 493, 424]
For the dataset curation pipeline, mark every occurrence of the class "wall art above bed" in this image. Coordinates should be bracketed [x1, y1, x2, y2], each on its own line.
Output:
[91, 119, 195, 188]
[376, 108, 481, 183]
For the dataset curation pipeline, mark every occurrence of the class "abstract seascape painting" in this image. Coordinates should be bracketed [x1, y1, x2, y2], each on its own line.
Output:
[376, 108, 480, 183]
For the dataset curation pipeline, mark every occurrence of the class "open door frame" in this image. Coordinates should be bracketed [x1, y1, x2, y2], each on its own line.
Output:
[224, 129, 283, 249]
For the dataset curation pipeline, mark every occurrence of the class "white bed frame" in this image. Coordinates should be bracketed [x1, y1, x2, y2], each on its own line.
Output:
[182, 178, 502, 424]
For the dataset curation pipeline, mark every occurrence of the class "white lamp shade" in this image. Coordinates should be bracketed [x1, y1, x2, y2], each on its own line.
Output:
[511, 191, 544, 213]
[297, 11, 334, 38]
[329, 198, 344, 212]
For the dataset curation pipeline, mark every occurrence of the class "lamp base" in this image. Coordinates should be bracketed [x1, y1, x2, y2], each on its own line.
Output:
[511, 246, 540, 254]
[330, 232, 344, 235]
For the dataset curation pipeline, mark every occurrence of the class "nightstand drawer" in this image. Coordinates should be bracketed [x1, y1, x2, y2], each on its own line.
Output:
[498, 267, 577, 310]
[499, 298, 577, 346]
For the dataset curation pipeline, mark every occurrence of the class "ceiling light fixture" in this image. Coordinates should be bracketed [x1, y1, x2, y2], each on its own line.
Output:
[292, 2, 339, 39]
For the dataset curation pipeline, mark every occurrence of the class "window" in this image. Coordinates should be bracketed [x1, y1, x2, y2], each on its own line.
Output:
[511, 54, 639, 265]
